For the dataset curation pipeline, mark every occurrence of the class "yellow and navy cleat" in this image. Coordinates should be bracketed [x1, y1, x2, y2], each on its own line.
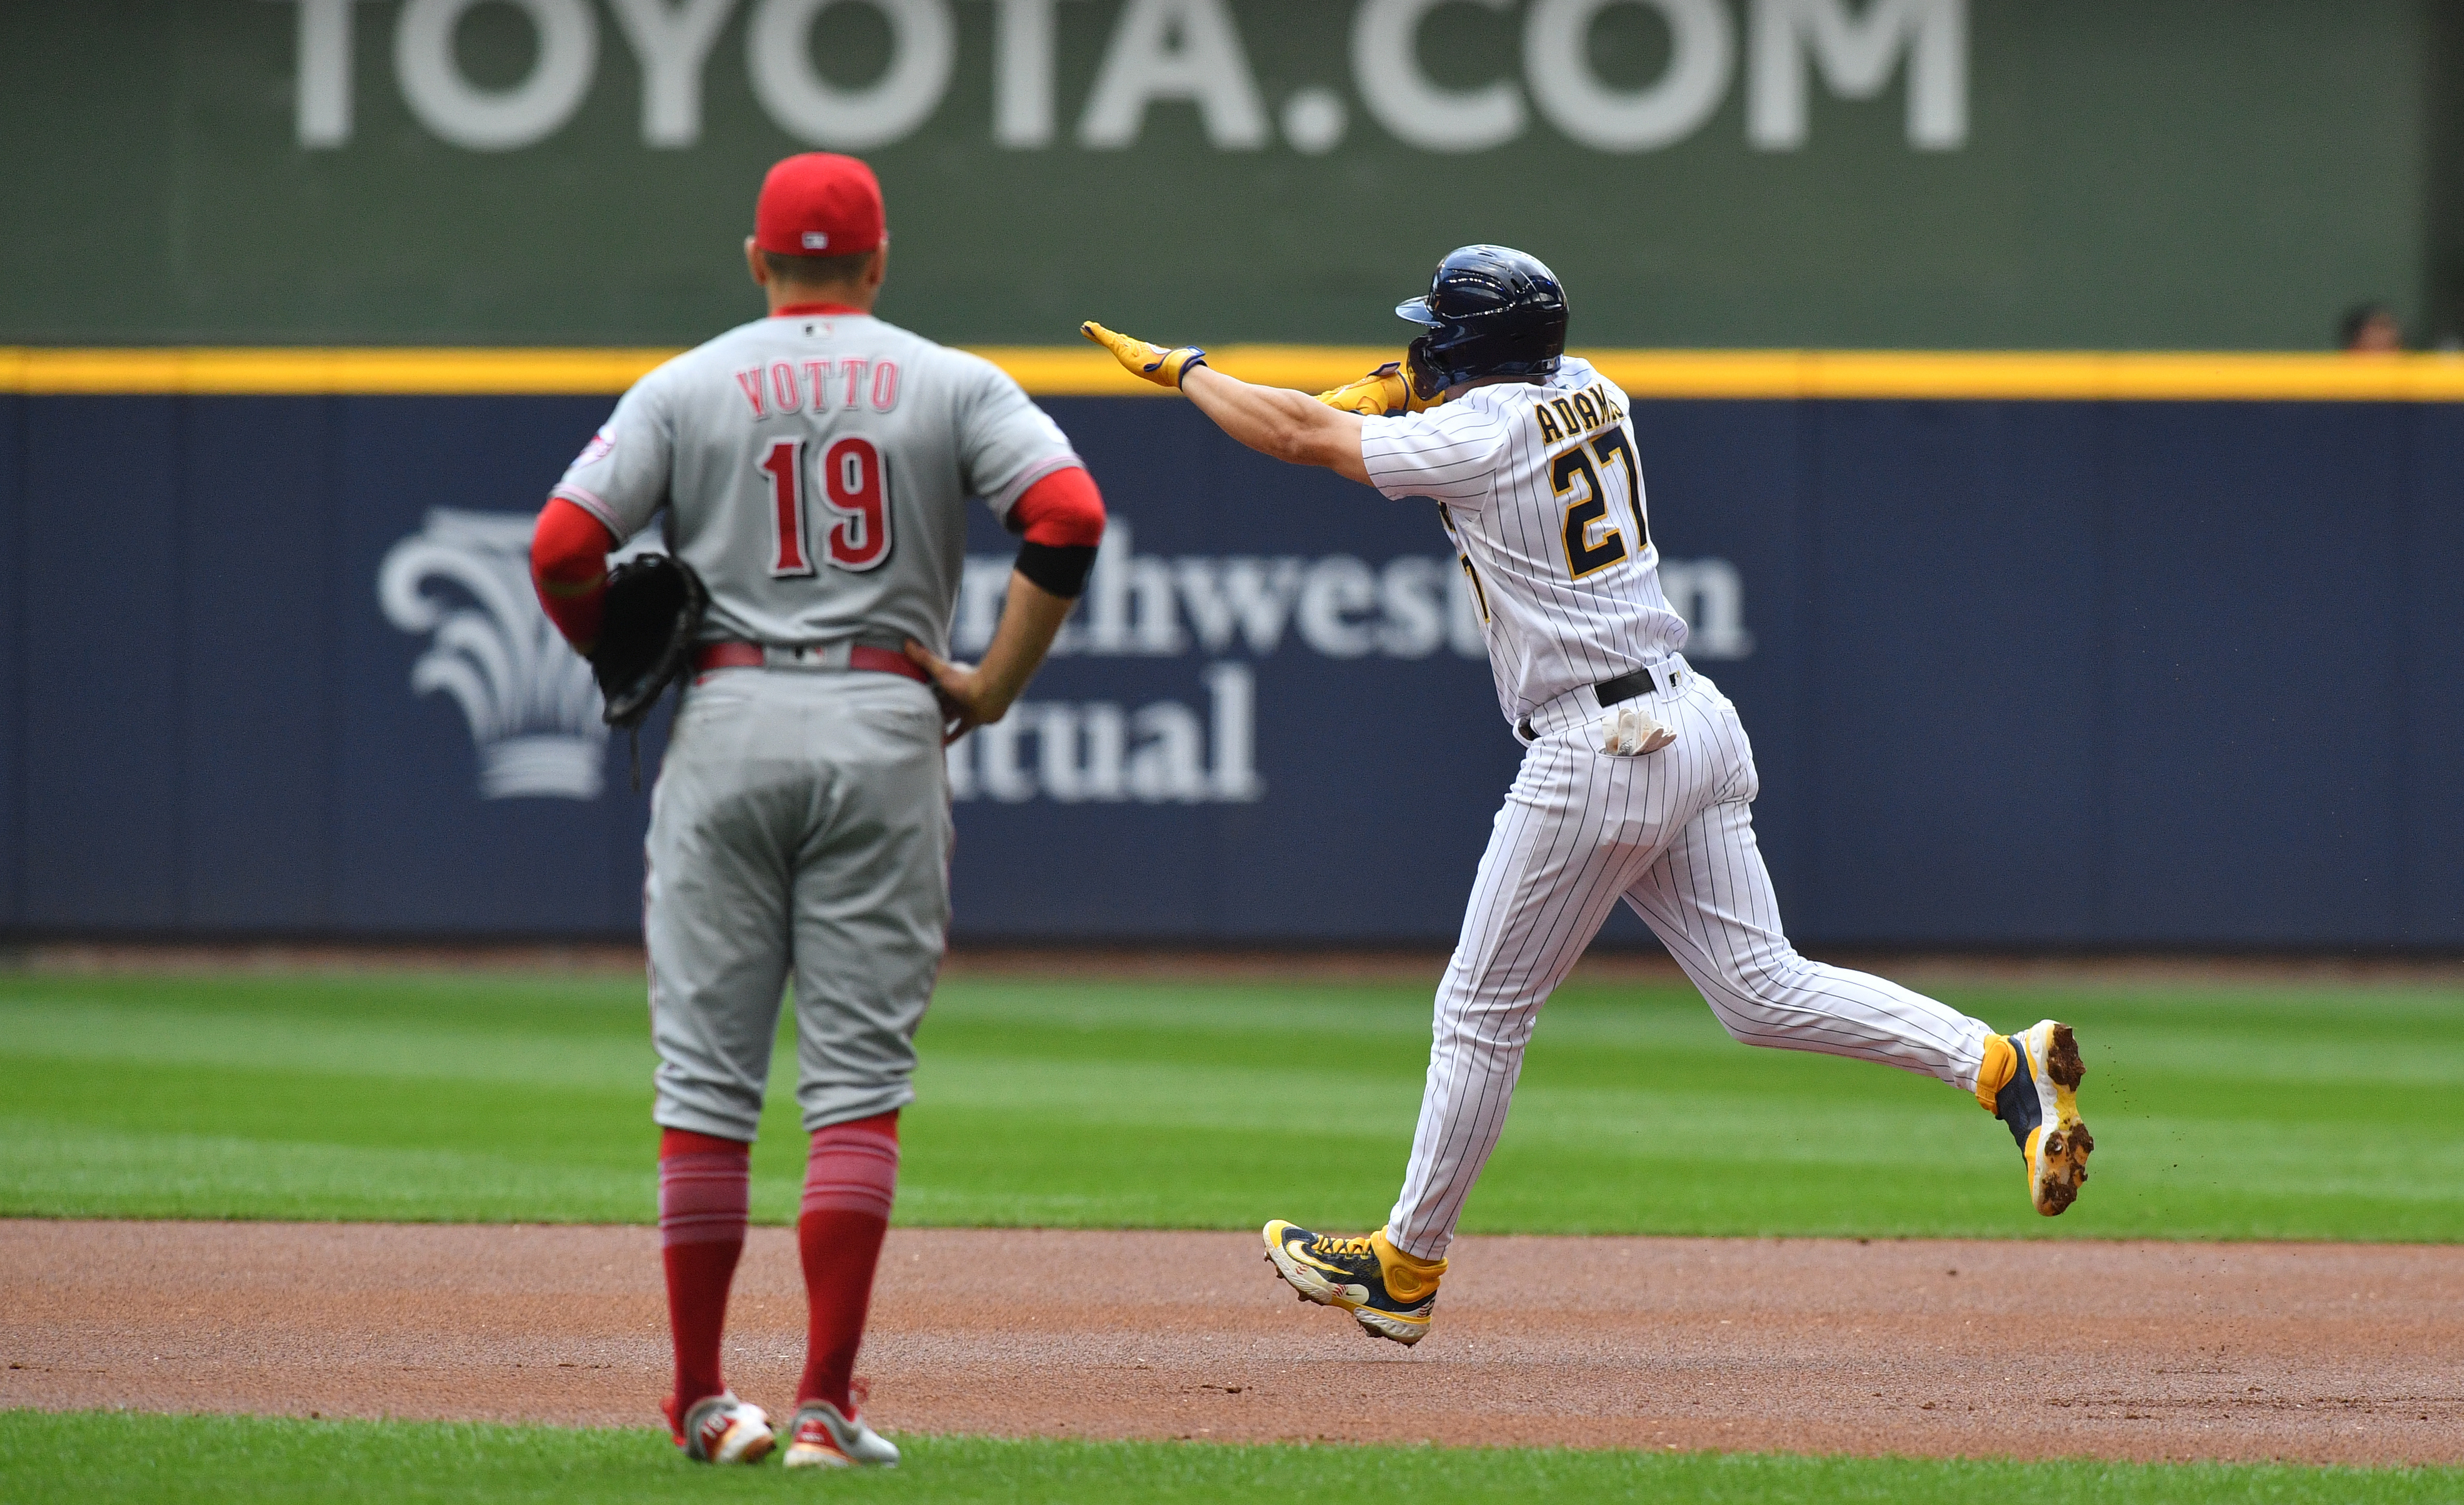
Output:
[1262, 1221, 1444, 1345]
[1981, 1021, 2094, 1216]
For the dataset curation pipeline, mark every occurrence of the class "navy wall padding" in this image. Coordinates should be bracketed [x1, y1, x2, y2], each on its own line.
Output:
[0, 391, 2452, 948]
[21, 398, 185, 928]
[2405, 408, 2464, 943]
[180, 396, 336, 927]
[0, 396, 20, 926]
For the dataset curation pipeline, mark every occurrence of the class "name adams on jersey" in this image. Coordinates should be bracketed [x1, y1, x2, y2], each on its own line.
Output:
[1362, 357, 1688, 728]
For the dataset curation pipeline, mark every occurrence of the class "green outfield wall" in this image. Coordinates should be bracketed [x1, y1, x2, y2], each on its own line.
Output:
[0, 1, 2434, 349]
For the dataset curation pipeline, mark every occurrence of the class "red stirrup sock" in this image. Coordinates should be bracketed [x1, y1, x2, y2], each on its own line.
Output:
[658, 1128, 751, 1426]
[795, 1111, 900, 1412]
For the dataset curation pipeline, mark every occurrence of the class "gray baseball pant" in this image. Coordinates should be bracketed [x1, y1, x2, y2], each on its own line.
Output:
[646, 668, 951, 1143]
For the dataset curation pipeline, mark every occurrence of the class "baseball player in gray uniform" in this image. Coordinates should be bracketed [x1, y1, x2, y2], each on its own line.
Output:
[1084, 245, 2092, 1347]
[530, 153, 1106, 1464]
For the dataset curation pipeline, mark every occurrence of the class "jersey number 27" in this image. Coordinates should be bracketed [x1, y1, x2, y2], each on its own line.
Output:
[760, 436, 893, 576]
[1553, 423, 1648, 581]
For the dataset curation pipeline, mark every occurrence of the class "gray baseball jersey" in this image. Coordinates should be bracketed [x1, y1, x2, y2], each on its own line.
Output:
[573, 308, 1080, 1143]
[1360, 357, 1689, 728]
[554, 310, 1082, 653]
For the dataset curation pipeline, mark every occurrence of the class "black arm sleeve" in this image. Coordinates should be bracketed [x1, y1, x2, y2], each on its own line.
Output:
[1013, 541, 1098, 599]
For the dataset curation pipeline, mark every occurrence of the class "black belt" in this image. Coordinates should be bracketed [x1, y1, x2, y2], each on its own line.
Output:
[1518, 661, 1685, 742]
[1594, 660, 1680, 707]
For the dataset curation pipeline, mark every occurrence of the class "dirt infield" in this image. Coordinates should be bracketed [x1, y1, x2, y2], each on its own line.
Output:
[5, 1221, 2458, 1465]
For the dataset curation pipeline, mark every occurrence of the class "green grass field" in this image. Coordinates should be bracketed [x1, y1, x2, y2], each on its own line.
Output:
[5, 965, 2458, 1501]
[5, 1412, 2456, 1505]
[1, 967, 2458, 1240]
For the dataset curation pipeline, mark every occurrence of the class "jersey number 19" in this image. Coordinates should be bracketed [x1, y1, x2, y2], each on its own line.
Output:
[760, 436, 893, 577]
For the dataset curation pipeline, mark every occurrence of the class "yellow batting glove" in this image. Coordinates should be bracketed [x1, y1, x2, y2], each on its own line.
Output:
[1316, 356, 1447, 417]
[1081, 321, 1208, 388]
[1316, 362, 1410, 416]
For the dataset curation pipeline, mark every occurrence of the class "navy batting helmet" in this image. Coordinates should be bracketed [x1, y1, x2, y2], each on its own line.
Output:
[1396, 245, 1567, 400]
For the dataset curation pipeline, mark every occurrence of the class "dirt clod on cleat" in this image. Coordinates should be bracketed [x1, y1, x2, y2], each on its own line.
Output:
[2046, 1024, 2085, 1088]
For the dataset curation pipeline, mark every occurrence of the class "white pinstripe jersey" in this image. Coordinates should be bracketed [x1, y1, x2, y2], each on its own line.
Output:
[553, 312, 1081, 655]
[1361, 357, 1688, 726]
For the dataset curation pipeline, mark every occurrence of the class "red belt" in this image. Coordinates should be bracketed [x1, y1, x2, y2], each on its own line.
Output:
[693, 642, 931, 685]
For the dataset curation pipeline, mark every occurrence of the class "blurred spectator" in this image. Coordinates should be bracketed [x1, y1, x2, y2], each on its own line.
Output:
[2340, 303, 2405, 352]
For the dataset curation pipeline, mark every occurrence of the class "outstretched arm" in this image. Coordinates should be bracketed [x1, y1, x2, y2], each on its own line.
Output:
[1180, 366, 1370, 483]
[1081, 322, 1371, 484]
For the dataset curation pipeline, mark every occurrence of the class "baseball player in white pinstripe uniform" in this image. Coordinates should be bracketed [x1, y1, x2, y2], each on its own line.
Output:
[1084, 245, 2094, 1346]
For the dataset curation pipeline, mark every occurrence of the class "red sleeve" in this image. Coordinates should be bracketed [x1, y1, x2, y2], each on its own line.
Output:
[530, 496, 617, 653]
[1010, 465, 1106, 547]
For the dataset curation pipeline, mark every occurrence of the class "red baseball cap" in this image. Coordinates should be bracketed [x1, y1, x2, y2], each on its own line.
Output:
[754, 153, 886, 257]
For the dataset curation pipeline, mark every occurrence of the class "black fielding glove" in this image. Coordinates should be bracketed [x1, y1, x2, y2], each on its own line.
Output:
[593, 554, 709, 729]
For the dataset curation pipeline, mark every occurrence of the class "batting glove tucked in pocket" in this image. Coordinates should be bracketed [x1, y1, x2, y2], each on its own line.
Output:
[1598, 704, 1677, 757]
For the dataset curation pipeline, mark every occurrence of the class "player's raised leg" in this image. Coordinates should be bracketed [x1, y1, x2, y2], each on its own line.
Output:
[1622, 794, 1990, 1085]
[1618, 728, 2092, 1215]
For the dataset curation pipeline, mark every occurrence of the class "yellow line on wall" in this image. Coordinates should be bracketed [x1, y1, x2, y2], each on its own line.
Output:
[11, 346, 2464, 401]
[0, 347, 685, 396]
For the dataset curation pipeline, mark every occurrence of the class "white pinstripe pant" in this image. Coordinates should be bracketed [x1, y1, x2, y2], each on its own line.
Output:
[1386, 673, 1992, 1260]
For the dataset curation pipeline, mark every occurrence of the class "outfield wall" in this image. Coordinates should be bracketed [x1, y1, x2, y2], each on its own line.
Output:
[2, 360, 2459, 947]
[1, 2, 2430, 349]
